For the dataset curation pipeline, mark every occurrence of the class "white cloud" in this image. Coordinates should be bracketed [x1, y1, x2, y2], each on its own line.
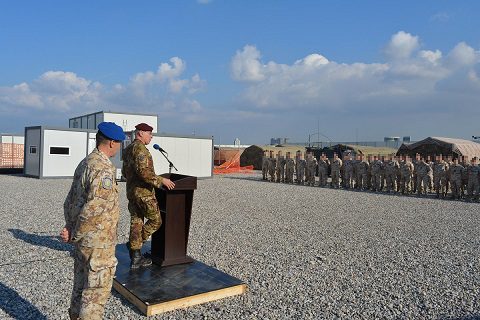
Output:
[197, 0, 212, 4]
[385, 31, 420, 60]
[0, 57, 206, 121]
[230, 31, 480, 115]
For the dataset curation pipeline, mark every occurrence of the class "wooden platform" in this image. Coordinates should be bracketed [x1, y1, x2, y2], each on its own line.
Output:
[113, 242, 247, 316]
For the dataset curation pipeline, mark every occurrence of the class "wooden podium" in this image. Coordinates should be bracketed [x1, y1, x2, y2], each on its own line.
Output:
[151, 173, 197, 266]
[113, 173, 246, 316]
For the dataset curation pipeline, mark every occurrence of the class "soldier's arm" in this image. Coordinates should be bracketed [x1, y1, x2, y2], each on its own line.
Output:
[71, 166, 115, 242]
[134, 147, 163, 188]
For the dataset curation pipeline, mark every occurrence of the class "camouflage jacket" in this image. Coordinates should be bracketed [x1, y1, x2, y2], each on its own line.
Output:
[122, 140, 163, 201]
[356, 160, 369, 174]
[433, 161, 449, 177]
[385, 160, 400, 174]
[64, 148, 119, 249]
[285, 158, 295, 170]
[449, 164, 465, 179]
[331, 158, 342, 171]
[400, 161, 414, 176]
[318, 159, 330, 171]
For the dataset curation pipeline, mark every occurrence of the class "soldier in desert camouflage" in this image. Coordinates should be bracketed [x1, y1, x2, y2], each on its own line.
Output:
[356, 154, 369, 190]
[449, 157, 465, 200]
[284, 152, 295, 183]
[433, 155, 449, 198]
[385, 155, 400, 193]
[296, 152, 306, 185]
[268, 150, 276, 182]
[61, 122, 125, 320]
[261, 150, 269, 180]
[317, 153, 330, 187]
[330, 153, 342, 189]
[399, 155, 414, 195]
[276, 151, 286, 183]
[122, 123, 175, 269]
[343, 155, 355, 189]
[467, 157, 480, 201]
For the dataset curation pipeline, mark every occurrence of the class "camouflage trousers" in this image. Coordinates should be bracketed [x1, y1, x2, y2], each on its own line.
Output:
[356, 172, 367, 189]
[276, 168, 285, 182]
[128, 195, 162, 250]
[372, 173, 382, 191]
[434, 175, 447, 195]
[69, 244, 116, 320]
[296, 168, 305, 184]
[262, 166, 268, 180]
[385, 173, 397, 192]
[451, 177, 463, 198]
[400, 175, 412, 194]
[285, 167, 294, 183]
[467, 178, 480, 198]
[331, 170, 340, 188]
[318, 168, 328, 186]
[269, 168, 276, 181]
[416, 175, 429, 195]
[344, 170, 354, 188]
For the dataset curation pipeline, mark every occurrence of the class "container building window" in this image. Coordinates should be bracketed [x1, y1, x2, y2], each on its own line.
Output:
[29, 146, 37, 154]
[50, 147, 70, 155]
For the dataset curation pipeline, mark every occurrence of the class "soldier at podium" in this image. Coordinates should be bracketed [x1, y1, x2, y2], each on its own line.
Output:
[122, 123, 175, 269]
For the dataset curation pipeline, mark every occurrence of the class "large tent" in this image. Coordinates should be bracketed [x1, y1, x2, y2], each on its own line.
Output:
[396, 137, 480, 159]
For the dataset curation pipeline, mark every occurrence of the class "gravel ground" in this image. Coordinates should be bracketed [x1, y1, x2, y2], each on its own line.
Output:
[0, 172, 479, 320]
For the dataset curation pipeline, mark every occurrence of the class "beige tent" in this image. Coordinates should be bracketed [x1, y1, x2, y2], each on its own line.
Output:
[397, 137, 480, 159]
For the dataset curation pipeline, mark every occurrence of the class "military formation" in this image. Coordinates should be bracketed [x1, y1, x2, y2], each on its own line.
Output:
[262, 150, 480, 201]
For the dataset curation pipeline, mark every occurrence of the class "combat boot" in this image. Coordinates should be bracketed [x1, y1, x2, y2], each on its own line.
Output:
[130, 250, 152, 269]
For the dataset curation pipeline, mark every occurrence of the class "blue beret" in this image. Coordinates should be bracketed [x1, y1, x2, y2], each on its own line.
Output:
[98, 122, 126, 141]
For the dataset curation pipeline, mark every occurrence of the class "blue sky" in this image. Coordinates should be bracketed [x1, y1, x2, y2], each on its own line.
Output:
[1, 1, 479, 144]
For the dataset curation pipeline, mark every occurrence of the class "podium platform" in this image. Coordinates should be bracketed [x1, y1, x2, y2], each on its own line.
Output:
[113, 243, 246, 315]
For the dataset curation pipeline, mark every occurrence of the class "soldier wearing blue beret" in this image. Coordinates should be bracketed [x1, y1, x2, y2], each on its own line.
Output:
[61, 122, 125, 320]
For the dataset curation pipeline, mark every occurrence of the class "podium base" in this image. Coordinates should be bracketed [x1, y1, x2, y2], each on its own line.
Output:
[113, 242, 247, 316]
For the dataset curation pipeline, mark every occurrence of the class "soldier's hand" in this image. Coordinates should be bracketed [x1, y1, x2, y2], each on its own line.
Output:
[163, 178, 175, 190]
[60, 227, 70, 243]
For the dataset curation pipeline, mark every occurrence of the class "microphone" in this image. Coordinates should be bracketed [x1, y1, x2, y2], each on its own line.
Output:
[153, 144, 166, 153]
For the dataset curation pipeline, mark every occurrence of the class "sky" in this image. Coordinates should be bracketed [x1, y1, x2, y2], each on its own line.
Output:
[0, 0, 479, 145]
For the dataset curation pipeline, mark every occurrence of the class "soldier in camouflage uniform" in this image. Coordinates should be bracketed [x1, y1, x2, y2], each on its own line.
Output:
[449, 158, 465, 200]
[415, 156, 431, 195]
[366, 155, 373, 190]
[261, 150, 269, 180]
[412, 154, 420, 193]
[467, 157, 480, 201]
[305, 151, 312, 185]
[284, 152, 295, 183]
[433, 155, 449, 198]
[343, 155, 355, 189]
[306, 152, 317, 186]
[330, 153, 342, 188]
[426, 155, 435, 192]
[370, 155, 383, 192]
[356, 154, 369, 190]
[385, 155, 400, 193]
[399, 155, 414, 195]
[296, 152, 306, 184]
[461, 156, 470, 198]
[122, 123, 175, 269]
[61, 122, 125, 320]
[268, 150, 276, 182]
[317, 153, 330, 187]
[276, 151, 286, 183]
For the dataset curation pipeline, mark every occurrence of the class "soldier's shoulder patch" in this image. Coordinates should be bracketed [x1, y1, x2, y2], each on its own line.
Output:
[102, 176, 113, 189]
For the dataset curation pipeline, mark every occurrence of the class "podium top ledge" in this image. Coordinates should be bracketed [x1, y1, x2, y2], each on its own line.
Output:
[159, 173, 197, 190]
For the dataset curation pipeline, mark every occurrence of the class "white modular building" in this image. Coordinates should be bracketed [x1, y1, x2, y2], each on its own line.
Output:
[69, 111, 158, 133]
[24, 126, 213, 179]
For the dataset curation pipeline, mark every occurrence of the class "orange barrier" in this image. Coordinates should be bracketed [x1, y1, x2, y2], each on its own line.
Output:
[213, 150, 254, 174]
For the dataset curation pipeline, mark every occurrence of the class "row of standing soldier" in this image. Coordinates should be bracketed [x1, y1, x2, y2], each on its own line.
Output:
[261, 150, 480, 201]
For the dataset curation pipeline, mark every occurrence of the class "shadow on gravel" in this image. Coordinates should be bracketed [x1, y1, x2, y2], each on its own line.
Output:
[0, 282, 47, 320]
[8, 229, 72, 253]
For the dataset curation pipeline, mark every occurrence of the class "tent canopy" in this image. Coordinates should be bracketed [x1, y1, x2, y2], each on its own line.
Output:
[396, 137, 480, 159]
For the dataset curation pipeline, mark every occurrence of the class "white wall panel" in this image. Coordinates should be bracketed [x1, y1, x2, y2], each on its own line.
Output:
[147, 136, 212, 178]
[104, 113, 158, 133]
[42, 130, 88, 177]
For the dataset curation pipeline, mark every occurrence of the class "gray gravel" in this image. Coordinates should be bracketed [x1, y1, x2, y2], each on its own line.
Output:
[0, 172, 479, 319]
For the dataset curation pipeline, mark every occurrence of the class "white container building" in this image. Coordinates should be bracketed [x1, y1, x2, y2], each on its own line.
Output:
[24, 126, 213, 179]
[69, 111, 158, 133]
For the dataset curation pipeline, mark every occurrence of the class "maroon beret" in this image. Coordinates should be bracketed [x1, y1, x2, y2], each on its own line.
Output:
[135, 123, 153, 131]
